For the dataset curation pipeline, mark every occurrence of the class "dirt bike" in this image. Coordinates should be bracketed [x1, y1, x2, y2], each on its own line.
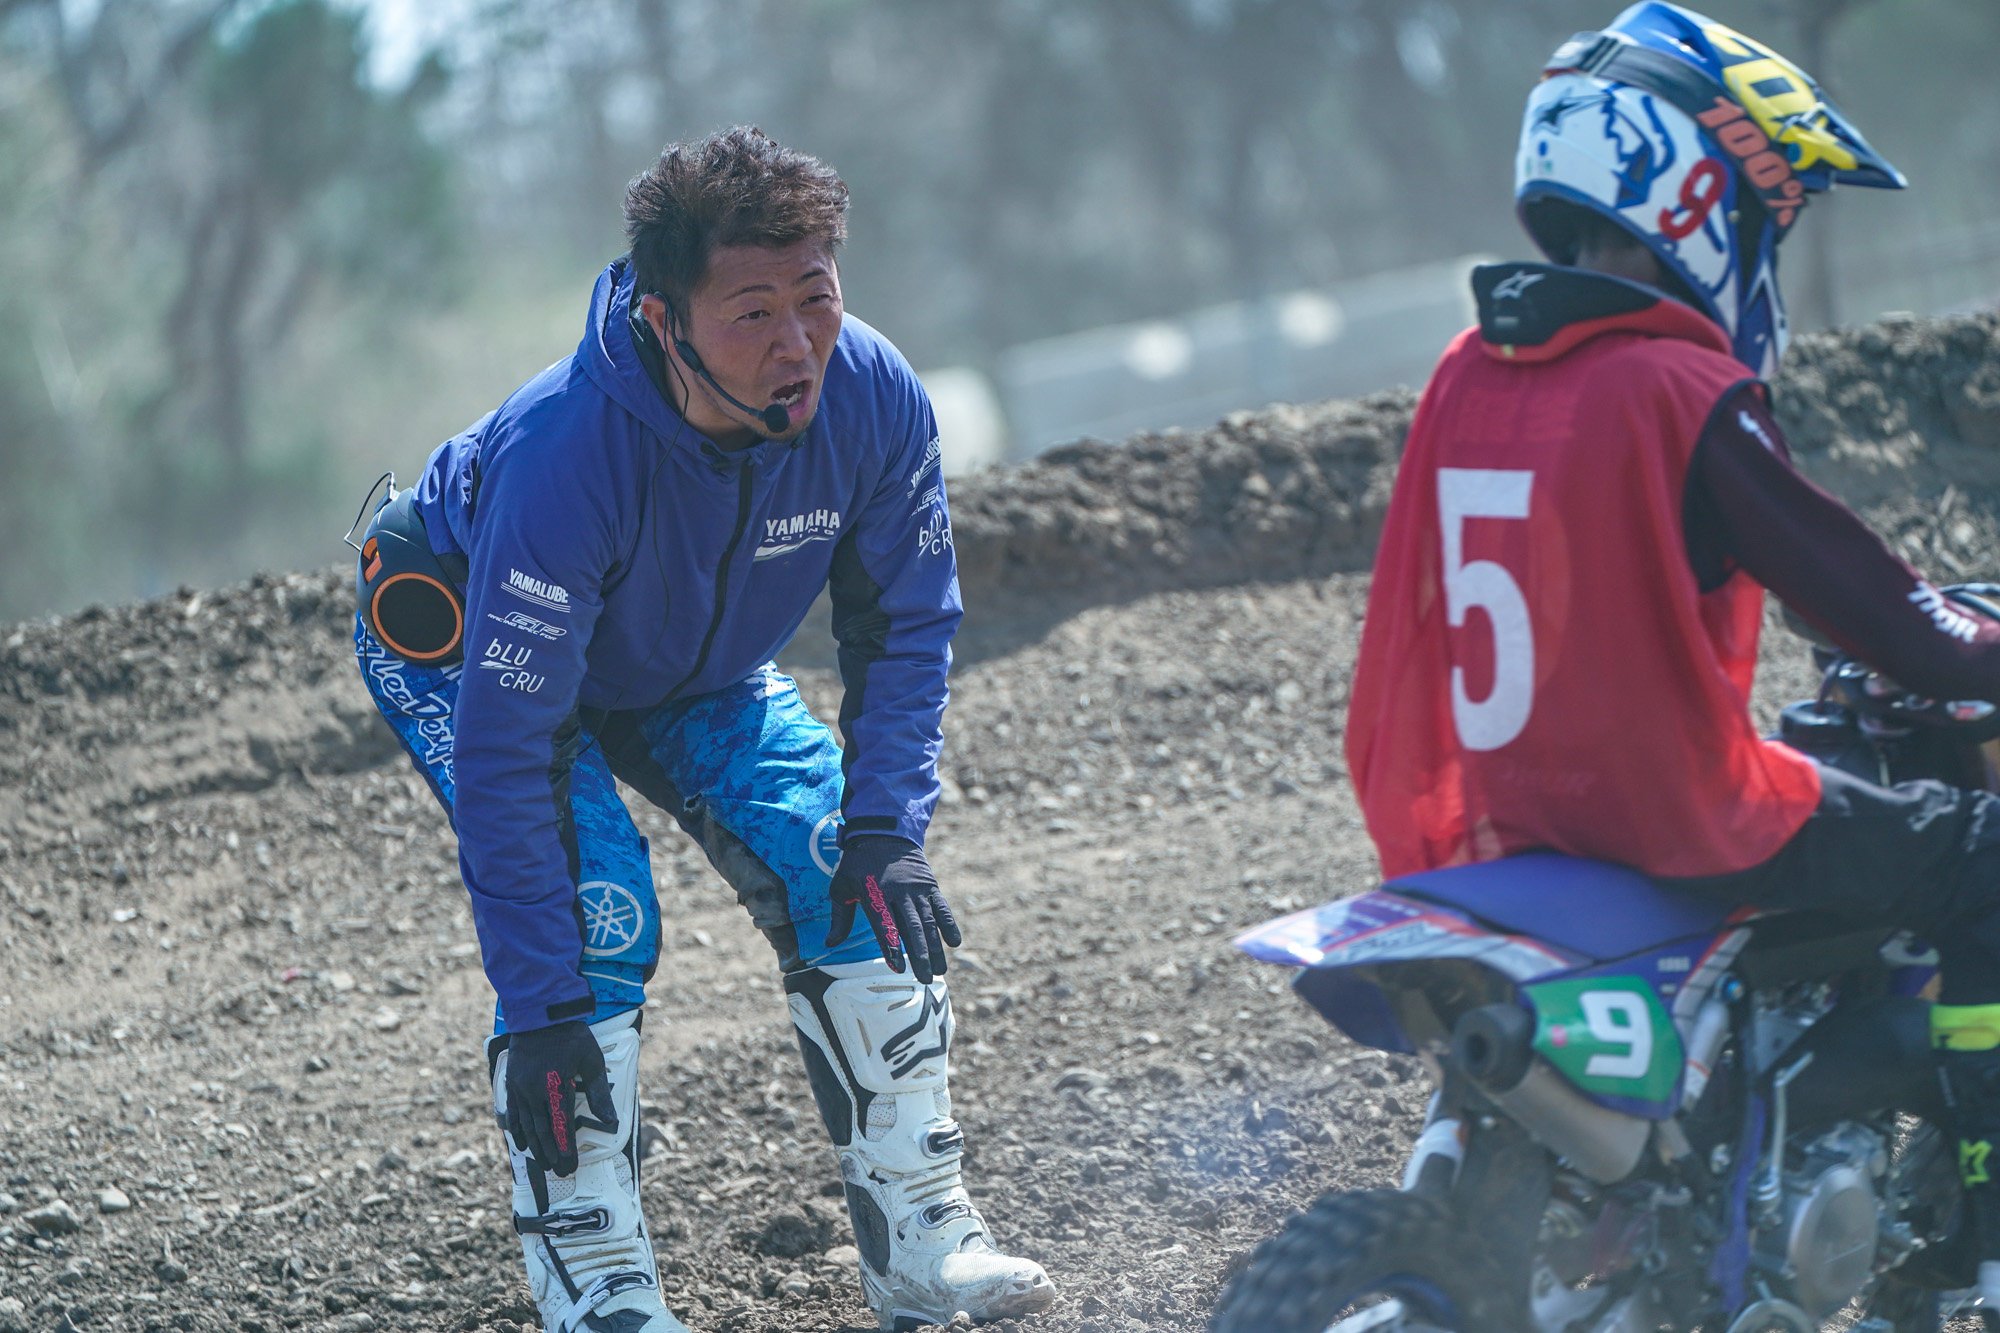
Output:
[1210, 589, 2000, 1333]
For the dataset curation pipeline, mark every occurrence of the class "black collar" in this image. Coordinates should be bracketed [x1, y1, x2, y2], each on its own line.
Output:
[1473, 262, 1665, 347]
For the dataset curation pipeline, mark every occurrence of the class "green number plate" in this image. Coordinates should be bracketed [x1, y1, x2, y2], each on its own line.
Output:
[1524, 976, 1682, 1104]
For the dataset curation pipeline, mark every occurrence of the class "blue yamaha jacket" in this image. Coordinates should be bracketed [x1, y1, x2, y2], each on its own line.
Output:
[409, 258, 961, 1030]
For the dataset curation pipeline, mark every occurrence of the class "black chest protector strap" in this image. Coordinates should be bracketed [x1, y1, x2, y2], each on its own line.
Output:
[357, 487, 468, 667]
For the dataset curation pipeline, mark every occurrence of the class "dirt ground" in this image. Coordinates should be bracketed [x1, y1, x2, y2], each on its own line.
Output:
[0, 307, 1993, 1333]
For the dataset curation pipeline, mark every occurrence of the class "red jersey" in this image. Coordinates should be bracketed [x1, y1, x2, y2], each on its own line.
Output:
[1346, 266, 1823, 880]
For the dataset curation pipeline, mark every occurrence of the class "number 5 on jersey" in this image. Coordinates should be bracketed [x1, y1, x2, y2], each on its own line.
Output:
[1437, 467, 1535, 751]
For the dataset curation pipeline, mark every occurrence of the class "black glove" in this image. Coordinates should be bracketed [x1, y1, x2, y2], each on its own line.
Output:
[826, 835, 962, 984]
[502, 1020, 617, 1177]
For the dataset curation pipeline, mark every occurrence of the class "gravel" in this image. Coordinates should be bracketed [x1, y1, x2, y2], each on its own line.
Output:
[0, 307, 1991, 1331]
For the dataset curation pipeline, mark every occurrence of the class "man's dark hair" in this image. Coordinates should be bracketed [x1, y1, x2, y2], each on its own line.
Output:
[623, 127, 850, 318]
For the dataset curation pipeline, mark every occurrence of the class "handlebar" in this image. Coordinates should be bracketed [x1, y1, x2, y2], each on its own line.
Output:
[1788, 583, 2000, 743]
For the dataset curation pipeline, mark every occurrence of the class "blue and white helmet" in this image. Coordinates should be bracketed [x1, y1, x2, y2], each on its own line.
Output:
[1516, 2, 1905, 376]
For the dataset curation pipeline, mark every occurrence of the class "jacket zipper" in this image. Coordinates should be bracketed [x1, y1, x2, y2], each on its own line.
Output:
[660, 462, 756, 703]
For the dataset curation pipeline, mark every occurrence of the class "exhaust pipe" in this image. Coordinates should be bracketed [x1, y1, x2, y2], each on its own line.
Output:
[1453, 1004, 1650, 1183]
[1453, 1001, 1534, 1091]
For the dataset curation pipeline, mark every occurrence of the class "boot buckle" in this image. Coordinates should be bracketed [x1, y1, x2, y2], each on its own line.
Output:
[918, 1201, 974, 1229]
[553, 1271, 658, 1333]
[515, 1206, 613, 1238]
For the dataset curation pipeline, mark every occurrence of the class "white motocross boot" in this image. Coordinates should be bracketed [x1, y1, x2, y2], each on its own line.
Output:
[787, 960, 1056, 1330]
[489, 1010, 689, 1333]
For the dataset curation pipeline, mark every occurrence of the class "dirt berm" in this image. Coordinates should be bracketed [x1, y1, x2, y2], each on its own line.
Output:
[0, 309, 1995, 1333]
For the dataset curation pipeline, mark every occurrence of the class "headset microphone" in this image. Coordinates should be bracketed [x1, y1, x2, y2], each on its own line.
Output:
[673, 335, 794, 435]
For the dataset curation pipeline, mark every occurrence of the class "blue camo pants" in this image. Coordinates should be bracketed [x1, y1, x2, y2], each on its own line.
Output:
[354, 616, 880, 1034]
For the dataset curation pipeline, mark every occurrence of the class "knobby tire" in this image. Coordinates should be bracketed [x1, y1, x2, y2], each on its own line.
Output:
[1208, 1188, 1515, 1333]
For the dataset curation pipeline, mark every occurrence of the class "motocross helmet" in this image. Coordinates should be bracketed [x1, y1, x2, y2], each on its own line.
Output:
[1516, 2, 1905, 376]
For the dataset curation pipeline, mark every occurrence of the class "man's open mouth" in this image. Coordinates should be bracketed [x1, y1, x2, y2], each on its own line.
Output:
[772, 381, 809, 409]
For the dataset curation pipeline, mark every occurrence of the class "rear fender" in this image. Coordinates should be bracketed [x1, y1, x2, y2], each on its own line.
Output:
[1234, 890, 1580, 977]
[1236, 891, 1581, 1053]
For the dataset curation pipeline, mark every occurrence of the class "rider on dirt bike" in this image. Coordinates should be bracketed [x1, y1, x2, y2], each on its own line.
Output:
[1345, 0, 2000, 1311]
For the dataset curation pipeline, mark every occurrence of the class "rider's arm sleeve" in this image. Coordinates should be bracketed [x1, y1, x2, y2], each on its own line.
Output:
[452, 430, 620, 1033]
[1689, 382, 2000, 703]
[827, 384, 962, 848]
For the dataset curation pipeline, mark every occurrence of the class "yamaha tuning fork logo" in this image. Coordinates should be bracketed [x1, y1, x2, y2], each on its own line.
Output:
[578, 881, 645, 957]
[809, 811, 844, 878]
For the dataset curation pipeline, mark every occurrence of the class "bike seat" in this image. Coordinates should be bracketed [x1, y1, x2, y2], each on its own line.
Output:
[1386, 852, 1738, 962]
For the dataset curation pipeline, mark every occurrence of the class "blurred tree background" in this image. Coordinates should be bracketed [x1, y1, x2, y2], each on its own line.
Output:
[1, 0, 1995, 622]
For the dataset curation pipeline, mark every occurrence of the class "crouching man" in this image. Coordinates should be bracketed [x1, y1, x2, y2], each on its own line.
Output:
[350, 126, 1054, 1332]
